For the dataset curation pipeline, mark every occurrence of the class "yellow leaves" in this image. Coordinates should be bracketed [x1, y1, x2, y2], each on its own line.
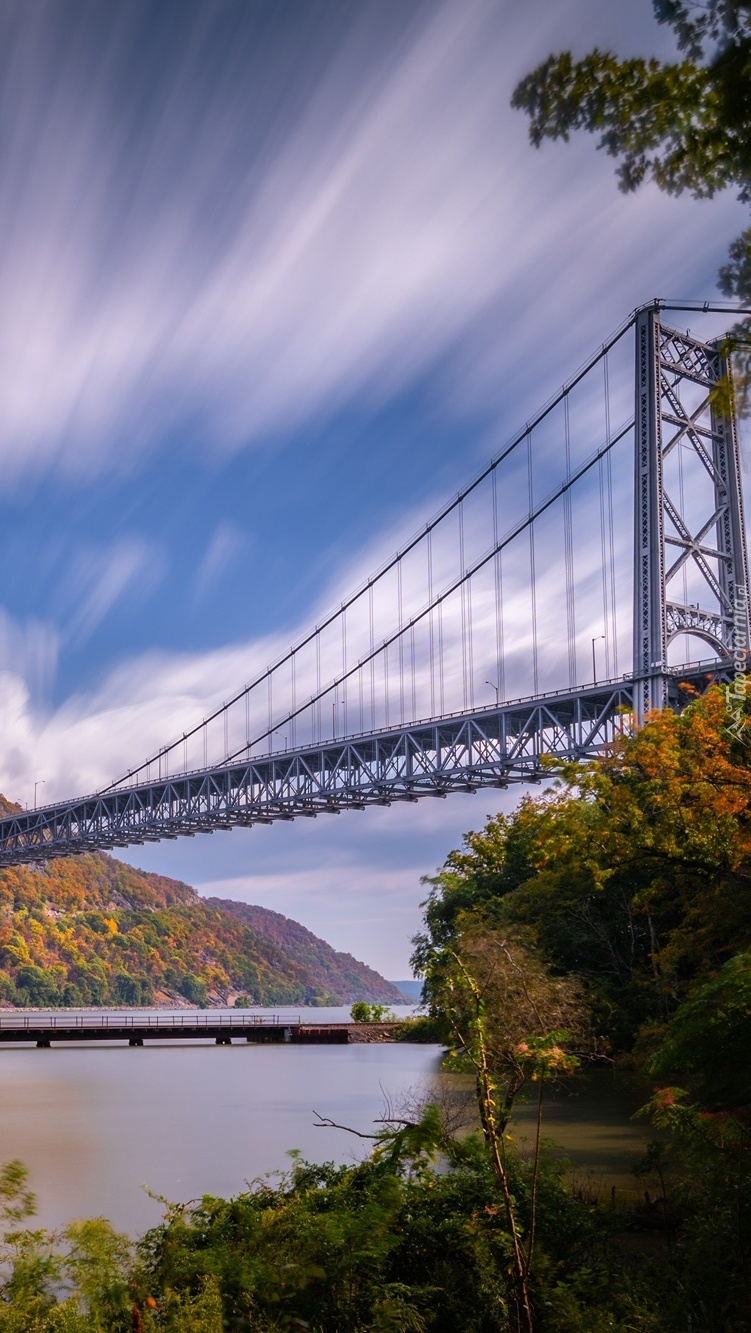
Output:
[104, 917, 118, 935]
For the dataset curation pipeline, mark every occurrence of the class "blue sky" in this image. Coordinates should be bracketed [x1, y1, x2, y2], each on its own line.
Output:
[0, 0, 746, 976]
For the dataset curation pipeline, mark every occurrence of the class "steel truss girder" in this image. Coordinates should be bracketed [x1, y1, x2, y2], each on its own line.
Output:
[632, 310, 749, 723]
[0, 666, 731, 868]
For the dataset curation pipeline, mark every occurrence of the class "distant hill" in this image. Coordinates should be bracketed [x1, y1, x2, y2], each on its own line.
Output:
[207, 899, 402, 1005]
[0, 797, 401, 1008]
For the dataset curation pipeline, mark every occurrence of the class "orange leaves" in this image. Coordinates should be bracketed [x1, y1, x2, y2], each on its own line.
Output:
[419, 681, 751, 1044]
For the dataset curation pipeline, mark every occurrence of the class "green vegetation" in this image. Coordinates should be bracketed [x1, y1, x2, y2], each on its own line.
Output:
[1, 684, 749, 1328]
[349, 1001, 395, 1023]
[511, 0, 751, 401]
[0, 1138, 615, 1333]
[0, 824, 400, 1008]
[410, 682, 751, 1329]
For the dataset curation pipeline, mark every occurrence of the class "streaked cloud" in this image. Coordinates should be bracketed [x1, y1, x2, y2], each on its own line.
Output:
[193, 523, 249, 604]
[0, 0, 745, 975]
[0, 609, 58, 703]
[0, 0, 741, 487]
[65, 537, 166, 645]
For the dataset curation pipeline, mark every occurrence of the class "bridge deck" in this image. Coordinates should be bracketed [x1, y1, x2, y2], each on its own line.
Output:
[0, 661, 731, 868]
[0, 1013, 351, 1045]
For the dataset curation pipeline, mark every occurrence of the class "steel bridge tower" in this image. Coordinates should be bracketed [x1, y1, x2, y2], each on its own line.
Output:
[0, 302, 748, 867]
[633, 306, 749, 723]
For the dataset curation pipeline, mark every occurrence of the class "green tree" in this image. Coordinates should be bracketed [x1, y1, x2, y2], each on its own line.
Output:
[350, 1001, 395, 1023]
[636, 1086, 751, 1328]
[512, 1, 751, 395]
[417, 685, 751, 1049]
[413, 923, 588, 1333]
[15, 965, 62, 1007]
[61, 1218, 133, 1329]
[178, 974, 209, 1008]
[647, 950, 751, 1109]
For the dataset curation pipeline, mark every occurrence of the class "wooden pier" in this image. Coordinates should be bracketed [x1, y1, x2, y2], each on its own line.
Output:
[0, 1013, 352, 1047]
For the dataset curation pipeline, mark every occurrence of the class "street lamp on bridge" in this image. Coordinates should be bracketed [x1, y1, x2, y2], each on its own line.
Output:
[485, 679, 500, 706]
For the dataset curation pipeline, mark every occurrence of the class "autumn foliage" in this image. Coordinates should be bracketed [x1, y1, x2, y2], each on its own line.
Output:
[0, 845, 399, 1008]
[418, 684, 751, 1062]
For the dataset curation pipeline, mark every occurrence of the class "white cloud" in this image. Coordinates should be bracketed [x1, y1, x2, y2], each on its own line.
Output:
[193, 523, 248, 603]
[0, 609, 58, 702]
[0, 0, 741, 485]
[65, 537, 166, 644]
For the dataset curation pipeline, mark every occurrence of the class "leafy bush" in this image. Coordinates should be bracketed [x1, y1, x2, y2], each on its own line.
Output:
[350, 1001, 395, 1023]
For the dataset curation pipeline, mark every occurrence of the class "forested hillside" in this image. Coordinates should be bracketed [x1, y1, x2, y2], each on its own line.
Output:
[0, 803, 399, 1007]
[207, 898, 401, 1004]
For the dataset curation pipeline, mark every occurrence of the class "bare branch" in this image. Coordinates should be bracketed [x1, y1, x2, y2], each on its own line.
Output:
[312, 1112, 379, 1140]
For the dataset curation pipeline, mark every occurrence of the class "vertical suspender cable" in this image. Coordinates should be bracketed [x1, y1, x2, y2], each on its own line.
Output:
[398, 560, 405, 724]
[359, 636, 364, 734]
[266, 675, 271, 755]
[438, 599, 445, 717]
[563, 395, 577, 686]
[410, 621, 416, 721]
[459, 500, 468, 710]
[290, 654, 296, 748]
[368, 584, 375, 729]
[316, 631, 321, 743]
[598, 442, 611, 679]
[342, 606, 347, 737]
[467, 575, 475, 711]
[527, 429, 539, 696]
[492, 468, 505, 701]
[428, 532, 436, 717]
[467, 510, 475, 710]
[384, 633, 390, 728]
[598, 454, 610, 678]
[604, 351, 618, 673]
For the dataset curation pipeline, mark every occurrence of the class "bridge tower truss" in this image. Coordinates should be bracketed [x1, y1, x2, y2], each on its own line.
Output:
[1, 305, 749, 868]
[633, 306, 750, 723]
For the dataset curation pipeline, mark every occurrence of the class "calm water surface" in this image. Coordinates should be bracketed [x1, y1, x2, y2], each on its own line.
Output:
[0, 1008, 657, 1233]
[0, 1007, 438, 1235]
[511, 1070, 659, 1202]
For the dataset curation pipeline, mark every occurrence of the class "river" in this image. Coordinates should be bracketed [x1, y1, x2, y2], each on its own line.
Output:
[0, 1007, 658, 1236]
[0, 1006, 437, 1235]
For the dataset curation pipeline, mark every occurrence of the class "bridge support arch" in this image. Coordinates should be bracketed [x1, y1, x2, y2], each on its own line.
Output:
[633, 305, 750, 724]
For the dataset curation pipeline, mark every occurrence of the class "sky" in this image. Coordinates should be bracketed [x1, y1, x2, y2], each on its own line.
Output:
[0, 0, 746, 978]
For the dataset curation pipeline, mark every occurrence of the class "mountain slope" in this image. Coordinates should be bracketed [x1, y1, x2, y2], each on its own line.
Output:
[0, 802, 399, 1006]
[207, 898, 402, 1005]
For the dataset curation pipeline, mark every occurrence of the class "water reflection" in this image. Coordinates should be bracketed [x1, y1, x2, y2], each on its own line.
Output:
[0, 1028, 437, 1236]
[511, 1070, 657, 1201]
[0, 1009, 656, 1233]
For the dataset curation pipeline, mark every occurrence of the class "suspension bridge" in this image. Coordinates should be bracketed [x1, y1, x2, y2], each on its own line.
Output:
[1, 300, 748, 867]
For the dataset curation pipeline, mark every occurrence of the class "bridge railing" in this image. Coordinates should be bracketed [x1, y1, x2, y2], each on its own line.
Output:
[0, 1012, 303, 1029]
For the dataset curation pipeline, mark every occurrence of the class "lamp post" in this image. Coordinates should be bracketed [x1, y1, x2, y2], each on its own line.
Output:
[485, 679, 500, 706]
[591, 635, 605, 685]
[33, 780, 45, 810]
